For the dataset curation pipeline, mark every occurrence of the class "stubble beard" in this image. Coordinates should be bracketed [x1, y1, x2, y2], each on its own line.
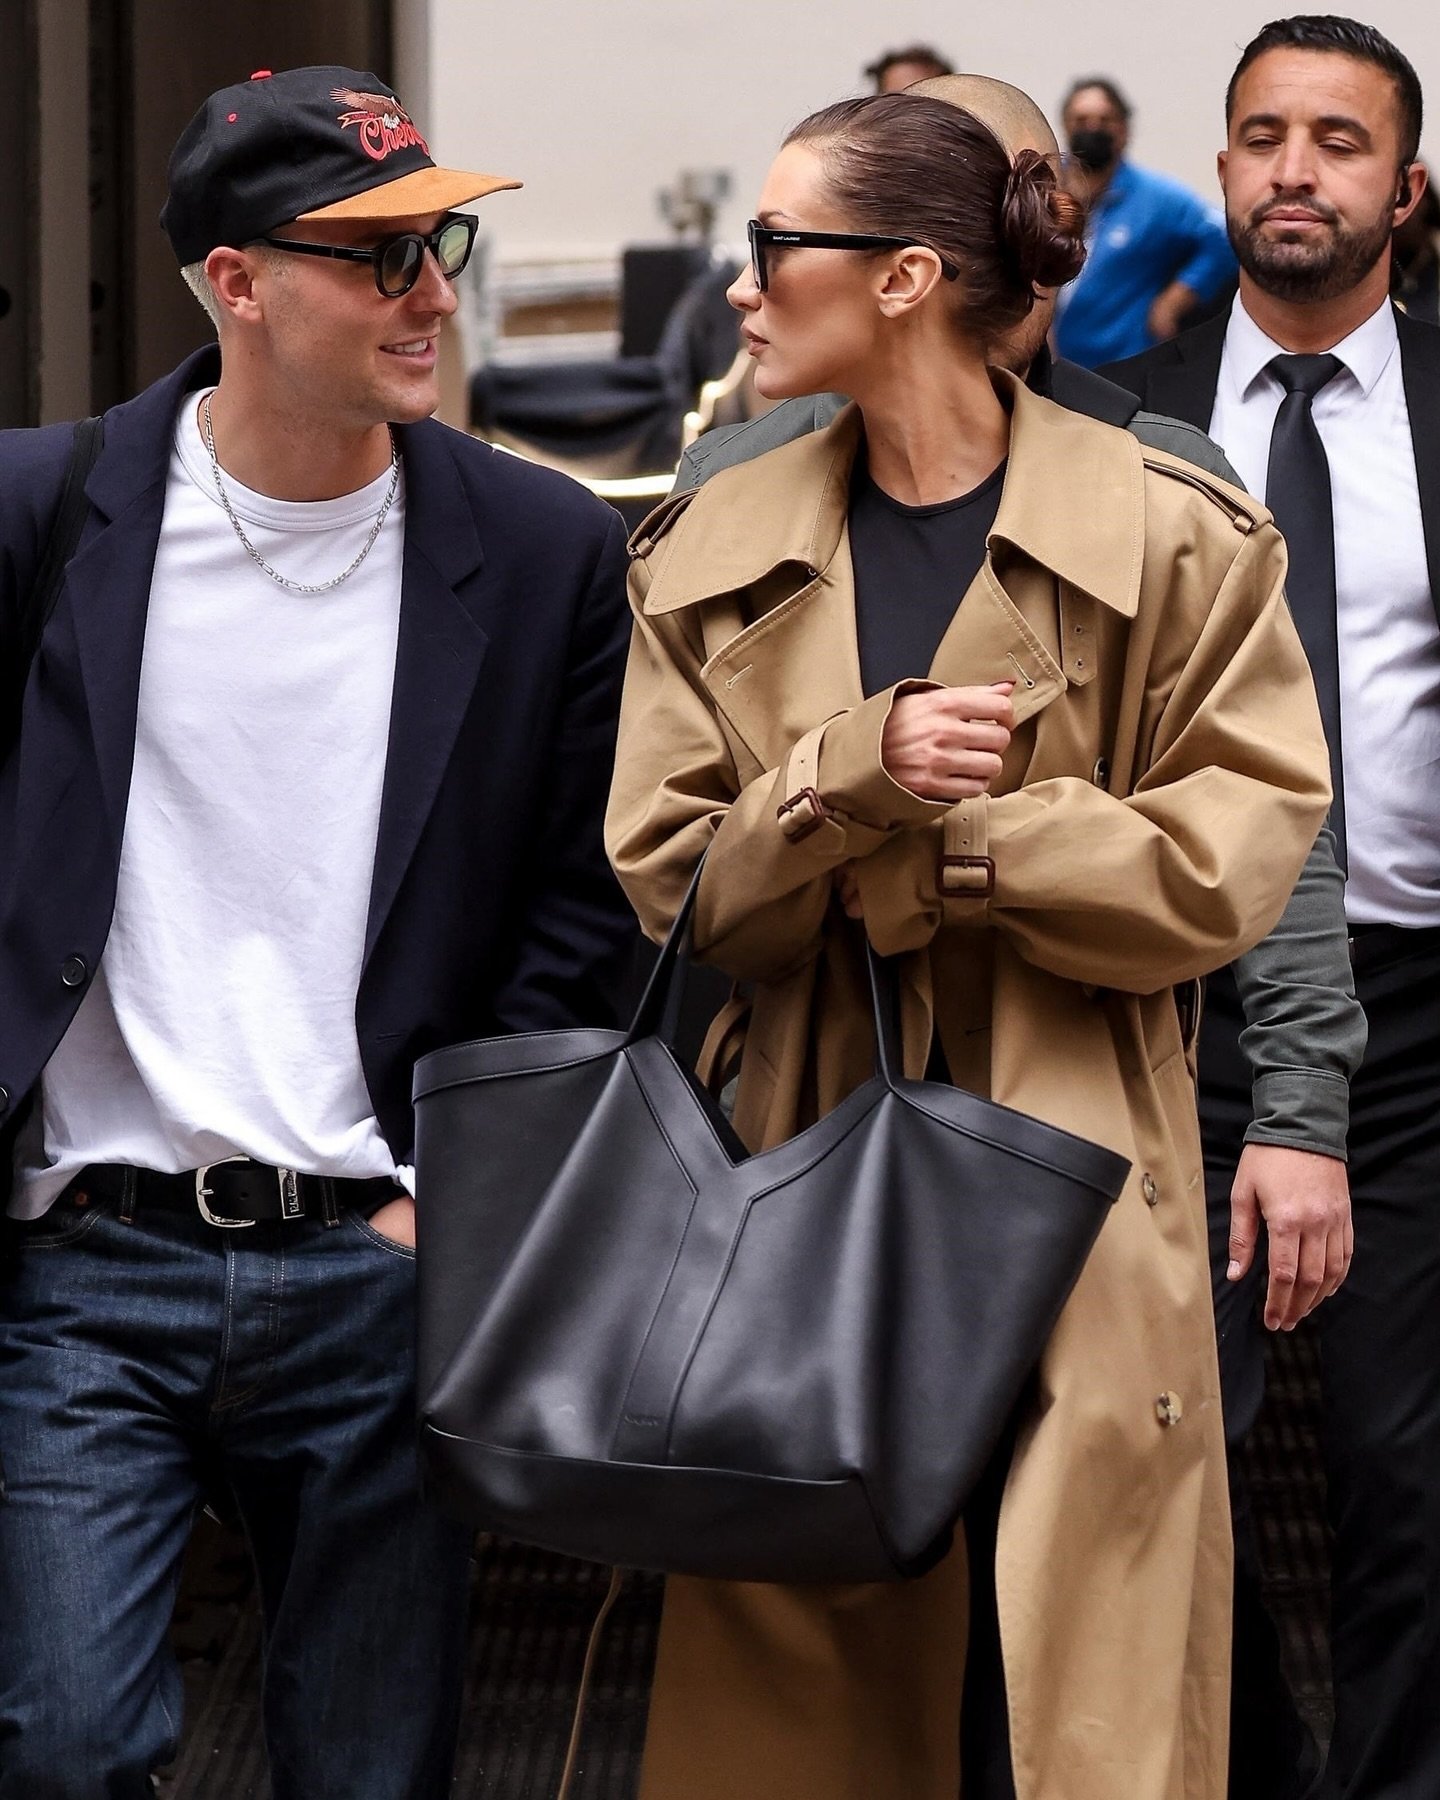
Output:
[1227, 192, 1394, 304]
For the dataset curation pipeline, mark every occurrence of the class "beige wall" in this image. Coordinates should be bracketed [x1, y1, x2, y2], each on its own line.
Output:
[417, 0, 1440, 259]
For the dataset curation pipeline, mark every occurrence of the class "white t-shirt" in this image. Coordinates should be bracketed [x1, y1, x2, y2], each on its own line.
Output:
[1210, 297, 1440, 926]
[12, 392, 407, 1218]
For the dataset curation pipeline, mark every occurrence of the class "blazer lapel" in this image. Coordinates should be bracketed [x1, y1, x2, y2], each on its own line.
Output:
[362, 421, 489, 964]
[1138, 312, 1228, 431]
[60, 348, 218, 846]
[1397, 307, 1440, 628]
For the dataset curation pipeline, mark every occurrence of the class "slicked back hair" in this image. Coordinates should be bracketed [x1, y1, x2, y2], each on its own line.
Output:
[1226, 15, 1423, 166]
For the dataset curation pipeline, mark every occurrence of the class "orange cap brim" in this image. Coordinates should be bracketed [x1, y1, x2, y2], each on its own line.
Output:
[298, 165, 522, 222]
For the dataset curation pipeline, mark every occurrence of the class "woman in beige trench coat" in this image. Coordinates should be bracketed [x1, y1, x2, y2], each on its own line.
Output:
[605, 94, 1332, 1800]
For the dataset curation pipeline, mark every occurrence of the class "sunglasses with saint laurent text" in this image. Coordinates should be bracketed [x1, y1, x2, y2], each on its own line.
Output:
[747, 218, 960, 292]
[257, 212, 478, 298]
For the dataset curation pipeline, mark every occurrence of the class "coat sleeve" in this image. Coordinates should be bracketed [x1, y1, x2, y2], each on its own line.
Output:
[605, 558, 950, 983]
[1230, 824, 1366, 1160]
[487, 507, 640, 1033]
[850, 519, 1333, 995]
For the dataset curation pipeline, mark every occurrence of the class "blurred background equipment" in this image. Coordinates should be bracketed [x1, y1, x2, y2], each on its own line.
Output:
[656, 167, 732, 242]
[467, 165, 743, 518]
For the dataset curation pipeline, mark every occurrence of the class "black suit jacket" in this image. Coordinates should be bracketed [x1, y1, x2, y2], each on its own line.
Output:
[1100, 303, 1440, 623]
[0, 346, 635, 1204]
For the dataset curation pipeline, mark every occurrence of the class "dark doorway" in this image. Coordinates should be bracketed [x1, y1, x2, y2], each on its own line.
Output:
[0, 0, 37, 425]
[89, 0, 392, 407]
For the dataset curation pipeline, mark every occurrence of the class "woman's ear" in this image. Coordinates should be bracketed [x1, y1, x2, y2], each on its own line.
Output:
[876, 246, 948, 318]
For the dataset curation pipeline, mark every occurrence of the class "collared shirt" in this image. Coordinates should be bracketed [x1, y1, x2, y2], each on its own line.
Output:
[1211, 295, 1440, 926]
[1054, 160, 1236, 369]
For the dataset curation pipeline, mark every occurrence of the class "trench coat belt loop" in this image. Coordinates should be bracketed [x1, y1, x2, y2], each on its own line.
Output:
[940, 802, 994, 899]
[777, 721, 836, 844]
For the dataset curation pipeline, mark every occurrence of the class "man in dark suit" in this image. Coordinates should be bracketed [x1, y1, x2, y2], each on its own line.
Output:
[1104, 19, 1440, 1799]
[0, 67, 632, 1800]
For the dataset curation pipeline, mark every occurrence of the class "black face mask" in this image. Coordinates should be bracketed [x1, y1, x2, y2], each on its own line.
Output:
[1068, 127, 1117, 173]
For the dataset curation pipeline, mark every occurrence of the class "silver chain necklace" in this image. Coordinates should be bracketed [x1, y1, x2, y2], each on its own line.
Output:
[201, 392, 400, 595]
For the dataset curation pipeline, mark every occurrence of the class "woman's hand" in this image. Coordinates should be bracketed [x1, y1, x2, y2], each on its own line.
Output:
[880, 682, 1015, 802]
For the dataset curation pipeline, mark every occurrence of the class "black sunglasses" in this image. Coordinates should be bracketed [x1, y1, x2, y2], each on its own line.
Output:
[747, 218, 960, 292]
[258, 213, 479, 298]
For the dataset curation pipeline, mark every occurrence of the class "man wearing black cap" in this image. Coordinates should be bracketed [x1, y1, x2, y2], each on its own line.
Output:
[0, 67, 632, 1798]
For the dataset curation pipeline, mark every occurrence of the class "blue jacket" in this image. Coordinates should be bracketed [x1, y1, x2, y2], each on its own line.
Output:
[0, 346, 635, 1205]
[1055, 160, 1235, 368]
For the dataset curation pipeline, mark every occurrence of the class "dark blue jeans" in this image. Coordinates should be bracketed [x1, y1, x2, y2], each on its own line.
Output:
[0, 1188, 474, 1800]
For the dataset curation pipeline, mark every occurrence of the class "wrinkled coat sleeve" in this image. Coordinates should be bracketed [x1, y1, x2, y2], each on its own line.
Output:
[487, 507, 638, 1033]
[605, 556, 950, 982]
[853, 518, 1332, 992]
[1231, 824, 1366, 1159]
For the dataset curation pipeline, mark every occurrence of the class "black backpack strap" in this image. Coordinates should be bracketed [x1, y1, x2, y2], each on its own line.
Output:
[21, 414, 105, 672]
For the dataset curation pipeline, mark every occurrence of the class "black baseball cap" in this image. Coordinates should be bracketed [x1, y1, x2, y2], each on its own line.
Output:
[161, 65, 521, 266]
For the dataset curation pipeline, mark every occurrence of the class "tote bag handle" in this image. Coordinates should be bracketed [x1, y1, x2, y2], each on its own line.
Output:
[627, 841, 909, 1091]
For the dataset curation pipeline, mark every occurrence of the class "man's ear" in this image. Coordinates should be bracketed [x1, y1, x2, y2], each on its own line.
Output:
[1216, 149, 1229, 194]
[1394, 160, 1429, 228]
[204, 246, 266, 325]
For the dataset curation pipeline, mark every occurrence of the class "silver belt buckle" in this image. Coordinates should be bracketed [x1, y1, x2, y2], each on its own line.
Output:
[194, 1156, 300, 1228]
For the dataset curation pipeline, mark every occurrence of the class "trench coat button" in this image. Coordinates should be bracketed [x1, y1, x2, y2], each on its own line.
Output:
[1141, 1172, 1158, 1207]
[1156, 1391, 1183, 1428]
[61, 954, 89, 989]
[1092, 757, 1110, 787]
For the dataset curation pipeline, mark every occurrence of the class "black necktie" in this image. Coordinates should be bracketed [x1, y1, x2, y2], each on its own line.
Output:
[1265, 352, 1346, 868]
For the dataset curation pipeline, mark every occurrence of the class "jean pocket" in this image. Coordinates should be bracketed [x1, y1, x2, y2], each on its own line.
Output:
[5, 1193, 115, 1250]
[343, 1207, 418, 1261]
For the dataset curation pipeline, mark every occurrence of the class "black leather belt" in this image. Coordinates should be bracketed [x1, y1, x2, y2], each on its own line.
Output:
[60, 1160, 404, 1228]
[1347, 921, 1440, 972]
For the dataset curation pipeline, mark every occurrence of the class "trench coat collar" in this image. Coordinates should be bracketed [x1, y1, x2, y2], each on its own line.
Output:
[642, 369, 1146, 620]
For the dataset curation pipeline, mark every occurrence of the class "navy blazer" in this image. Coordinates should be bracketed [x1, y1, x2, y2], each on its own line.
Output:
[1100, 303, 1440, 627]
[0, 346, 635, 1203]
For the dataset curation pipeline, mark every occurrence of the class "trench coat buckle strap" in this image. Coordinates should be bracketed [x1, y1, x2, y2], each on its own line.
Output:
[777, 722, 835, 843]
[938, 800, 994, 898]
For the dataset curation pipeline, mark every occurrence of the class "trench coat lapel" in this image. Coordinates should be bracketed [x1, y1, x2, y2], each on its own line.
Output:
[929, 375, 1145, 718]
[362, 421, 489, 965]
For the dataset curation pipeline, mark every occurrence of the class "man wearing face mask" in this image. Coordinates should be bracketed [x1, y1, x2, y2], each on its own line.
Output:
[1055, 75, 1236, 367]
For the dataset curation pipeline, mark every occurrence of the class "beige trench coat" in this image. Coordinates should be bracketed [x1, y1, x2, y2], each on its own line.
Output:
[604, 376, 1332, 1800]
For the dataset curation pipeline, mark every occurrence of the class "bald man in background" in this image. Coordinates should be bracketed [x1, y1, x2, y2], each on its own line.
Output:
[669, 73, 1364, 1799]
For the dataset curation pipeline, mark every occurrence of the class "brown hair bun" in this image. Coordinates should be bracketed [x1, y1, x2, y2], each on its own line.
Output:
[1001, 148, 1087, 292]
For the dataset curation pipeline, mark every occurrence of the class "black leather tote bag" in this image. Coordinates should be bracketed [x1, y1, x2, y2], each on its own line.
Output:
[413, 867, 1129, 1585]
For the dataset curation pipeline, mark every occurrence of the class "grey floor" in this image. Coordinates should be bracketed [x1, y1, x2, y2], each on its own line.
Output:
[157, 1320, 1330, 1798]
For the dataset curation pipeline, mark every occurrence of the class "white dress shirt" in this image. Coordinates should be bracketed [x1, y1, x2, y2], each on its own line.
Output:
[1210, 296, 1440, 925]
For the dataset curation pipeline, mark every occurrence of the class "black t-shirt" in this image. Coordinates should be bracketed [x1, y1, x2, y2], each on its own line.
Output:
[850, 453, 1007, 697]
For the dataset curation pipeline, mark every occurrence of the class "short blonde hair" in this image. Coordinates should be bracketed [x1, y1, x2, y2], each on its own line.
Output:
[180, 246, 286, 332]
[180, 261, 222, 330]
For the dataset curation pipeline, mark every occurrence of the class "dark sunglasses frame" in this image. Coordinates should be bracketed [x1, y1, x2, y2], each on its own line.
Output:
[257, 213, 479, 298]
[747, 219, 960, 292]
